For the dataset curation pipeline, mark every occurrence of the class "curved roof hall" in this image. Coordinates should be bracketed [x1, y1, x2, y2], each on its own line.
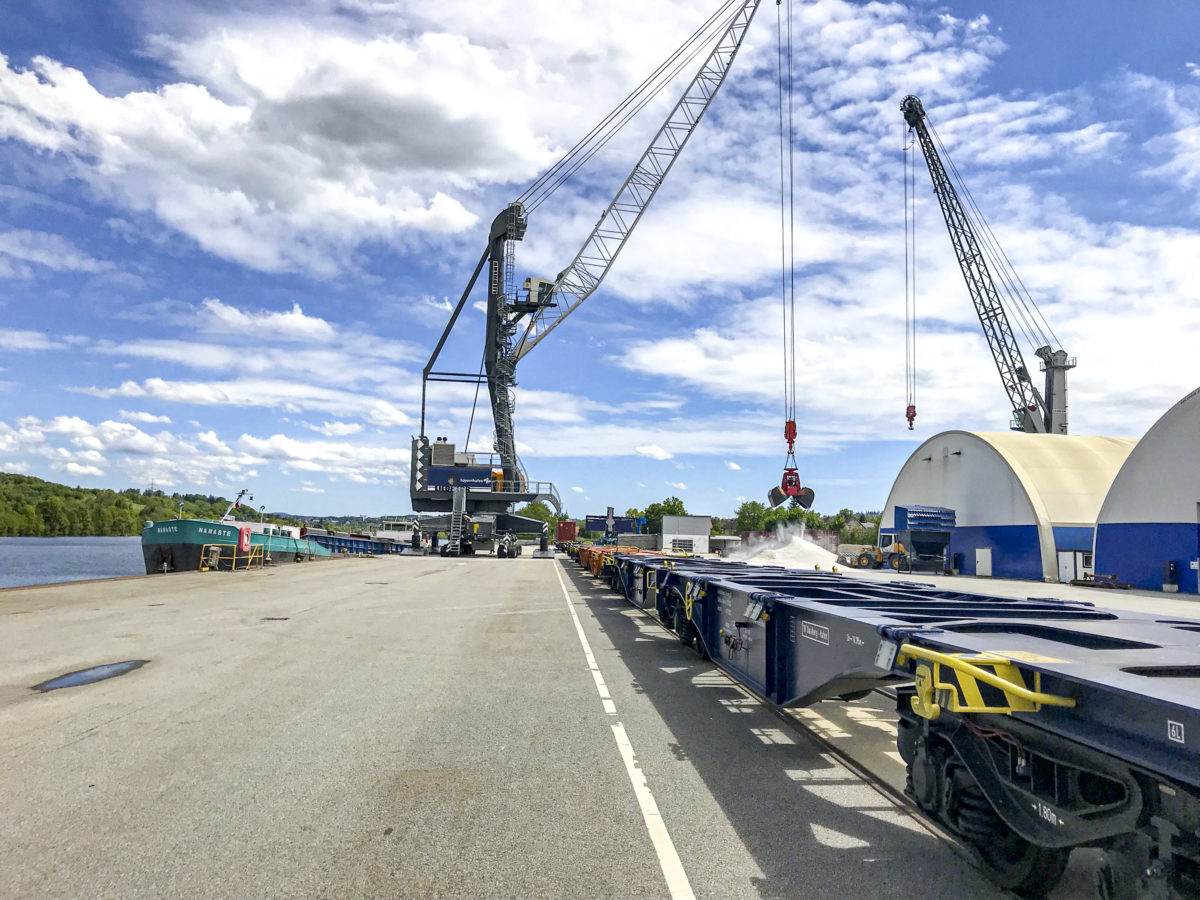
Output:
[882, 431, 1136, 580]
[1097, 386, 1200, 526]
[973, 431, 1138, 527]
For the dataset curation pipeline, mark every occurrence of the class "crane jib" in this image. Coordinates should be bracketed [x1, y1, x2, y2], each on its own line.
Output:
[900, 95, 1074, 435]
[512, 0, 764, 363]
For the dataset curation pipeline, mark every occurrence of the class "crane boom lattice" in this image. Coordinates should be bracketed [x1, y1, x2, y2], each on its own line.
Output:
[901, 95, 1074, 434]
[513, 0, 761, 362]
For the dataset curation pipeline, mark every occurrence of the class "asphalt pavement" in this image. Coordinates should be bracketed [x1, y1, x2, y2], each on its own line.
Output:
[1, 554, 1009, 899]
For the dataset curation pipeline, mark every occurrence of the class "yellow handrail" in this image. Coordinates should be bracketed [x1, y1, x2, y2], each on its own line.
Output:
[199, 543, 265, 572]
[898, 642, 1076, 720]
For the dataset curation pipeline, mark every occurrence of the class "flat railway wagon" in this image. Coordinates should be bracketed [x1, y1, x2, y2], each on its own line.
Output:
[574, 551, 1200, 899]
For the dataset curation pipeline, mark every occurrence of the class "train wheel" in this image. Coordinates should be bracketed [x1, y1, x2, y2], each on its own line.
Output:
[972, 832, 1069, 898]
[949, 767, 1069, 897]
[672, 601, 694, 649]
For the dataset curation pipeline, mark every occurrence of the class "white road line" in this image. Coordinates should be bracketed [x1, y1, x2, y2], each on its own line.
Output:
[554, 563, 696, 900]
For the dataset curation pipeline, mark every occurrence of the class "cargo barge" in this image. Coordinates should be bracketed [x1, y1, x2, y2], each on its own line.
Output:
[141, 518, 330, 573]
[300, 526, 416, 555]
[141, 490, 330, 573]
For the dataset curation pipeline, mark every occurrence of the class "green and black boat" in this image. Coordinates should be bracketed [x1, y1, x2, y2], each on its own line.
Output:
[140, 491, 330, 574]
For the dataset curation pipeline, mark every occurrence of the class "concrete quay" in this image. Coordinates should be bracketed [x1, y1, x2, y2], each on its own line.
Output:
[1, 555, 1007, 899]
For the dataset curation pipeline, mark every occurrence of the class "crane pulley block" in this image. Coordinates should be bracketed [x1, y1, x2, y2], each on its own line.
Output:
[782, 466, 800, 494]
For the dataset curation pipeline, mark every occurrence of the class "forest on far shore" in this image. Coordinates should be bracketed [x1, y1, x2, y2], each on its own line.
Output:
[0, 473, 299, 537]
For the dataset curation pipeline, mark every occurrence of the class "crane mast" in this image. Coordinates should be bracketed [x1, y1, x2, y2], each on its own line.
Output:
[901, 95, 1075, 434]
[415, 0, 763, 516]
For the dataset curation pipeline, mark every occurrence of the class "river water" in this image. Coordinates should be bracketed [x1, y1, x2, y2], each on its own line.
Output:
[0, 536, 145, 589]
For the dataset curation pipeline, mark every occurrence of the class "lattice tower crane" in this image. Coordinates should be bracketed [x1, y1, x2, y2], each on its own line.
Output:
[901, 95, 1076, 435]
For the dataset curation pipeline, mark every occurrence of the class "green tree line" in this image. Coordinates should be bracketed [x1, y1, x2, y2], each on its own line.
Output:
[0, 473, 299, 537]
[731, 500, 880, 544]
[514, 495, 881, 544]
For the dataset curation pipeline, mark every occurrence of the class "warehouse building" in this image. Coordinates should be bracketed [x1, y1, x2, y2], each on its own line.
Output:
[661, 515, 711, 554]
[881, 431, 1136, 581]
[1094, 387, 1200, 594]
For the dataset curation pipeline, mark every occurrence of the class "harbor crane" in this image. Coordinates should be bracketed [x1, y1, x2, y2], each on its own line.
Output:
[901, 95, 1076, 434]
[412, 0, 763, 552]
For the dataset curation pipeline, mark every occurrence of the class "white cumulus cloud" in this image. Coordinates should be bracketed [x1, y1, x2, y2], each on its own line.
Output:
[119, 410, 172, 424]
[635, 443, 673, 460]
[199, 298, 335, 341]
[0, 329, 66, 351]
[305, 420, 364, 437]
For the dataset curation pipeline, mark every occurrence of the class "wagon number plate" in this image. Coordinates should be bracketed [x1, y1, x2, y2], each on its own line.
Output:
[874, 640, 898, 672]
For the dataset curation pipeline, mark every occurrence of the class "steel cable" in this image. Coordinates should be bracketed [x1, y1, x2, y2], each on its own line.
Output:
[525, 14, 732, 214]
[904, 127, 917, 415]
[928, 121, 1060, 352]
[519, 0, 744, 213]
[786, 0, 797, 423]
[776, 0, 789, 425]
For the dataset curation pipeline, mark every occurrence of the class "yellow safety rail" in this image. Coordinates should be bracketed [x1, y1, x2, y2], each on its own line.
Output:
[198, 543, 265, 572]
[898, 643, 1076, 721]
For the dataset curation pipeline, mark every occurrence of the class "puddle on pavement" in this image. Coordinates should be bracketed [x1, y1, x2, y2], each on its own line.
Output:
[32, 660, 149, 692]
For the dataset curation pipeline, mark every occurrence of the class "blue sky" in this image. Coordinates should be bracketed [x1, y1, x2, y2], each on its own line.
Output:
[1, 0, 1198, 518]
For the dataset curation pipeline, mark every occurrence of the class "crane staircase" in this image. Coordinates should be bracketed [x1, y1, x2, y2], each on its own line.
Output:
[448, 485, 468, 555]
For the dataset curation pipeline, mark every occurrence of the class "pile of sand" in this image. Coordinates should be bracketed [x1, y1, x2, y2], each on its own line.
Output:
[731, 526, 839, 570]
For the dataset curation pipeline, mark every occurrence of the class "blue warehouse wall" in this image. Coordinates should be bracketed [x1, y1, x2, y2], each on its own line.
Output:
[1052, 526, 1094, 553]
[949, 525, 1043, 580]
[1094, 523, 1200, 593]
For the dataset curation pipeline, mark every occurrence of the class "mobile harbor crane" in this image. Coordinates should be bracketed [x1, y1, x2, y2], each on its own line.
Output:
[901, 95, 1076, 434]
[412, 0, 763, 554]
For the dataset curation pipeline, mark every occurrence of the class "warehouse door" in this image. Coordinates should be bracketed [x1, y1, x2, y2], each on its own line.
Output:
[1057, 551, 1076, 583]
[976, 548, 992, 577]
[1195, 502, 1200, 593]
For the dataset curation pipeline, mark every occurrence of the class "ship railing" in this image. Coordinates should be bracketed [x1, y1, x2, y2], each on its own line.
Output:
[198, 543, 265, 572]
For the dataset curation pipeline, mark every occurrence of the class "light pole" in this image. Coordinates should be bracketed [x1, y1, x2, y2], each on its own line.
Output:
[259, 505, 266, 524]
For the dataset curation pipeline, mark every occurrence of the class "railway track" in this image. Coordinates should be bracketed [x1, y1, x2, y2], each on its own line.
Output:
[562, 549, 1200, 899]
